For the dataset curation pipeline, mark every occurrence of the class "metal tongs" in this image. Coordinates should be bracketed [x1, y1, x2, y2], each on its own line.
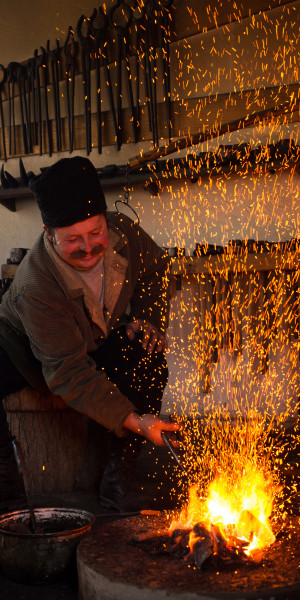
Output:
[161, 412, 187, 473]
[161, 431, 185, 472]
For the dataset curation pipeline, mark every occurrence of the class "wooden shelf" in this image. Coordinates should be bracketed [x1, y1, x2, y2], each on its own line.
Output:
[2, 250, 299, 282]
[171, 249, 300, 275]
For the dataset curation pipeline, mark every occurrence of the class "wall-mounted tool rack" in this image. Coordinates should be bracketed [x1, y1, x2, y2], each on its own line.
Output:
[171, 245, 300, 276]
[0, 0, 298, 161]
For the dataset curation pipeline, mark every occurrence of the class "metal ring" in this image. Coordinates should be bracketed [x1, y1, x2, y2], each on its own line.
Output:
[114, 200, 140, 225]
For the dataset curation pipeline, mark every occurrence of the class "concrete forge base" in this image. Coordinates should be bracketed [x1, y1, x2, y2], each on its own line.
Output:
[76, 515, 300, 600]
[77, 522, 217, 600]
[77, 550, 300, 600]
[77, 560, 214, 600]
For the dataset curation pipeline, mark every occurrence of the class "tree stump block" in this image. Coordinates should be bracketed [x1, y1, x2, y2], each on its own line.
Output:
[3, 387, 108, 495]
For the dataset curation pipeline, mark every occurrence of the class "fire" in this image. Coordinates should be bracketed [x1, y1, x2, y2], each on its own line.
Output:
[206, 467, 275, 552]
[170, 457, 276, 556]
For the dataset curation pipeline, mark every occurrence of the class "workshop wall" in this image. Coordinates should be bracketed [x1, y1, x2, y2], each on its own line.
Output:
[0, 0, 299, 418]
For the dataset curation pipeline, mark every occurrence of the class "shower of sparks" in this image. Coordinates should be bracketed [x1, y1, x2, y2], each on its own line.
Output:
[47, 0, 299, 558]
[129, 0, 300, 556]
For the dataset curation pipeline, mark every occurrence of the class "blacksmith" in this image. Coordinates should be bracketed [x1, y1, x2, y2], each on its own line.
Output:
[0, 156, 178, 511]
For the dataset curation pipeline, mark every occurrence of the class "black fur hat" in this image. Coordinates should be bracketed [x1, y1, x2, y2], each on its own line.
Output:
[29, 156, 107, 227]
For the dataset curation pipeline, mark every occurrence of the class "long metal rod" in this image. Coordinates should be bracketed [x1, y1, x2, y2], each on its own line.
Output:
[11, 438, 37, 533]
[161, 432, 185, 472]
[128, 101, 300, 168]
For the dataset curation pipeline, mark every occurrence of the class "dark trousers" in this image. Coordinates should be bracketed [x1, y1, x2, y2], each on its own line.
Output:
[0, 348, 27, 442]
[0, 325, 168, 443]
[91, 325, 168, 415]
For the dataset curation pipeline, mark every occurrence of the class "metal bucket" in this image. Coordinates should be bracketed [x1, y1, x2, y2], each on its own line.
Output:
[0, 507, 95, 584]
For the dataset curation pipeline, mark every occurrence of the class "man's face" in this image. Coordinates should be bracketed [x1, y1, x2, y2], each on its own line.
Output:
[44, 214, 109, 270]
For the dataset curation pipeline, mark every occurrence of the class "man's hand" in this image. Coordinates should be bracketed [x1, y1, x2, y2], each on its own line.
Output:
[123, 413, 180, 447]
[126, 319, 168, 353]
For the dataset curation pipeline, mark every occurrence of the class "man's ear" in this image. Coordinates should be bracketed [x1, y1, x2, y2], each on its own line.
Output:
[43, 225, 54, 243]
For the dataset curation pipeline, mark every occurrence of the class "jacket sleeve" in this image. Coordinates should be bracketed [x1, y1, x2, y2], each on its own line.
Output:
[12, 288, 135, 436]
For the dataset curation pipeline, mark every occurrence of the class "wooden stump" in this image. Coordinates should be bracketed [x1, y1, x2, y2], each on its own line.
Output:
[3, 387, 108, 495]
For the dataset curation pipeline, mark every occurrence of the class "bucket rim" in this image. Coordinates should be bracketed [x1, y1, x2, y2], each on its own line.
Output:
[0, 506, 95, 538]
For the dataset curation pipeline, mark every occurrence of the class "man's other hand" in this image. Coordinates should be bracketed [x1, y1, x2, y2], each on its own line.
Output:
[126, 319, 168, 353]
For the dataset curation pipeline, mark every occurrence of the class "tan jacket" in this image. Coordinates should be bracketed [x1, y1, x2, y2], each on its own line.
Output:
[0, 213, 171, 435]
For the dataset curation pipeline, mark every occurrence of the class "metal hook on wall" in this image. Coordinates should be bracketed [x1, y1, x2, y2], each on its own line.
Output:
[114, 162, 140, 225]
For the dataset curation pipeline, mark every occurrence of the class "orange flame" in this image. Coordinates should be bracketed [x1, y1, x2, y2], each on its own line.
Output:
[170, 461, 276, 555]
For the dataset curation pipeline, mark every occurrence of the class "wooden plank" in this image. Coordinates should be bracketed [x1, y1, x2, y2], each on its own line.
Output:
[129, 90, 300, 167]
[173, 0, 297, 40]
[171, 250, 300, 276]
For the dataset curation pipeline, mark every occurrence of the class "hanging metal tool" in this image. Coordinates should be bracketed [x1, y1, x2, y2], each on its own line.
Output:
[159, 0, 174, 142]
[109, 0, 138, 149]
[114, 161, 140, 224]
[134, 19, 142, 141]
[88, 8, 103, 153]
[136, 18, 152, 137]
[34, 47, 53, 156]
[33, 49, 43, 154]
[143, 1, 159, 147]
[63, 26, 78, 153]
[19, 65, 31, 155]
[0, 65, 7, 161]
[89, 6, 118, 153]
[47, 38, 62, 151]
[76, 13, 94, 155]
[24, 58, 36, 153]
[17, 63, 30, 155]
[7, 62, 29, 155]
[131, 1, 148, 144]
[138, 0, 174, 146]
[7, 62, 17, 155]
[38, 46, 53, 156]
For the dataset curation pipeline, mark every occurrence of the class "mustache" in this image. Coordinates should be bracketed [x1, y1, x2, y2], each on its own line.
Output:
[69, 244, 105, 259]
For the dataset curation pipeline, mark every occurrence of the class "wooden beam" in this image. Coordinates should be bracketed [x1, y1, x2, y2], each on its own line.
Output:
[171, 249, 300, 276]
[173, 0, 297, 40]
[128, 96, 300, 168]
